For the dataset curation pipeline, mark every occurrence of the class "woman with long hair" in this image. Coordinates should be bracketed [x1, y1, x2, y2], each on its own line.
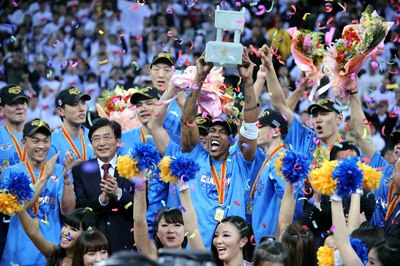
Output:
[211, 216, 255, 266]
[17, 207, 97, 265]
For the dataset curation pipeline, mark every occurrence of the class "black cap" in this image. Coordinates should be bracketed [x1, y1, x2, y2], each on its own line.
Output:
[209, 116, 238, 137]
[307, 97, 341, 114]
[130, 86, 162, 105]
[390, 129, 400, 145]
[196, 114, 212, 135]
[55, 86, 91, 107]
[329, 141, 360, 161]
[150, 52, 175, 67]
[23, 119, 51, 137]
[0, 84, 30, 106]
[258, 108, 288, 135]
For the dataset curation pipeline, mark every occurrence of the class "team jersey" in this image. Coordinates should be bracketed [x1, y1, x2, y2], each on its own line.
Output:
[248, 147, 304, 243]
[164, 100, 181, 145]
[166, 141, 252, 249]
[119, 126, 175, 234]
[47, 126, 94, 165]
[0, 125, 24, 168]
[0, 162, 64, 266]
[369, 151, 393, 227]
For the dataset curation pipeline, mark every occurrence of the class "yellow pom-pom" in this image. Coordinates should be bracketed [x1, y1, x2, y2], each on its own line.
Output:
[274, 152, 285, 178]
[117, 155, 137, 179]
[158, 156, 179, 183]
[0, 193, 24, 216]
[317, 245, 334, 266]
[310, 160, 338, 195]
[357, 162, 382, 191]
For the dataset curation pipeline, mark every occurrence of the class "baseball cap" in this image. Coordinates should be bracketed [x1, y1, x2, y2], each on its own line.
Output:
[196, 114, 212, 136]
[307, 97, 341, 114]
[23, 118, 51, 137]
[209, 116, 238, 137]
[390, 129, 400, 145]
[130, 86, 162, 105]
[150, 52, 175, 67]
[0, 84, 30, 106]
[258, 108, 288, 135]
[55, 86, 91, 107]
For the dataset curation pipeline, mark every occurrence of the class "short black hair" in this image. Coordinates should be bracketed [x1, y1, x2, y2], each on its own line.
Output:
[88, 118, 122, 141]
[254, 241, 288, 266]
[330, 141, 360, 161]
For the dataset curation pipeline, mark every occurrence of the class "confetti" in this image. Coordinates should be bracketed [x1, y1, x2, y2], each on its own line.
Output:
[185, 121, 195, 127]
[124, 202, 133, 209]
[112, 208, 118, 212]
[188, 232, 196, 239]
[98, 30, 104, 35]
[12, 1, 18, 7]
[329, 225, 335, 232]
[185, 0, 197, 8]
[339, 2, 347, 13]
[166, 8, 173, 14]
[387, 83, 399, 90]
[98, 59, 108, 65]
[262, 223, 267, 228]
[234, 199, 241, 206]
[136, 35, 143, 42]
[129, 3, 139, 10]
[289, 4, 296, 15]
[10, 36, 16, 42]
[312, 220, 318, 228]
[130, 227, 134, 232]
[250, 235, 256, 246]
[52, 40, 60, 47]
[3, 217, 10, 223]
[303, 13, 311, 20]
[235, 1, 241, 7]
[241, 143, 250, 149]
[255, 5, 266, 15]
[362, 128, 367, 139]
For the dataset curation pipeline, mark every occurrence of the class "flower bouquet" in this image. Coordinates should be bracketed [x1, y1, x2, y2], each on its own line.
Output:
[287, 28, 327, 100]
[170, 66, 235, 117]
[324, 6, 393, 97]
[96, 84, 141, 131]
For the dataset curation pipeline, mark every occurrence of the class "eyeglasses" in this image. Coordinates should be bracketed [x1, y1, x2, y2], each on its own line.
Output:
[91, 134, 115, 144]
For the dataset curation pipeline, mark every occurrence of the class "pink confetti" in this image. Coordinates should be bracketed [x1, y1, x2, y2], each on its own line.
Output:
[112, 208, 118, 212]
[166, 8, 173, 14]
[167, 31, 173, 37]
[288, 4, 296, 15]
[241, 143, 250, 149]
[234, 199, 241, 206]
[129, 3, 139, 10]
[52, 175, 58, 183]
[235, 1, 241, 7]
[130, 228, 134, 232]
[116, 142, 125, 147]
[255, 5, 266, 16]
[330, 225, 335, 232]
[371, 61, 379, 69]
[250, 235, 256, 246]
[136, 35, 142, 42]
[12, 1, 18, 8]
[281, 113, 288, 121]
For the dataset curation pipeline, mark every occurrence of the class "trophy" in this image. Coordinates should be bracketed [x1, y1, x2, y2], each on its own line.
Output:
[205, 5, 246, 67]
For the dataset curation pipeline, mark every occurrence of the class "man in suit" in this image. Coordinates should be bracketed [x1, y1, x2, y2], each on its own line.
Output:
[73, 118, 134, 254]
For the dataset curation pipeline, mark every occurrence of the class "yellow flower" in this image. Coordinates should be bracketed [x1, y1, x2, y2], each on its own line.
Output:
[0, 193, 23, 216]
[158, 156, 179, 183]
[117, 155, 137, 179]
[317, 246, 334, 266]
[357, 162, 382, 191]
[310, 160, 338, 195]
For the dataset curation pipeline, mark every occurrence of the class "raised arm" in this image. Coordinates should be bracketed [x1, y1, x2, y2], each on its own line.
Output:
[17, 209, 57, 258]
[60, 152, 76, 215]
[238, 48, 258, 162]
[287, 79, 308, 111]
[179, 183, 205, 250]
[349, 87, 376, 158]
[259, 44, 295, 126]
[147, 83, 179, 155]
[276, 182, 295, 240]
[254, 65, 267, 104]
[331, 199, 364, 266]
[181, 53, 213, 152]
[347, 192, 362, 234]
[133, 178, 158, 260]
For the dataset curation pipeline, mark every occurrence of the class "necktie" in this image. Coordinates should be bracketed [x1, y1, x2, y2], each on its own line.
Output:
[102, 163, 111, 180]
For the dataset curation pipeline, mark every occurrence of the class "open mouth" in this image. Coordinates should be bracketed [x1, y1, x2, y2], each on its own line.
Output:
[210, 140, 220, 152]
[315, 125, 323, 134]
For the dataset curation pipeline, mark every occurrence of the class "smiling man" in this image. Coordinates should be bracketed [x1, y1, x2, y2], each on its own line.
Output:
[48, 86, 94, 164]
[72, 118, 134, 254]
[0, 119, 75, 265]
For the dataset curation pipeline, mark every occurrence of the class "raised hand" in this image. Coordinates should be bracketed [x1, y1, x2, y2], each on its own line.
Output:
[238, 47, 255, 83]
[100, 175, 121, 199]
[44, 152, 60, 179]
[195, 52, 214, 80]
[259, 41, 275, 69]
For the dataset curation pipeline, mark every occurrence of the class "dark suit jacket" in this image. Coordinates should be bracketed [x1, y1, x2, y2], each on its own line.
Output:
[73, 158, 135, 254]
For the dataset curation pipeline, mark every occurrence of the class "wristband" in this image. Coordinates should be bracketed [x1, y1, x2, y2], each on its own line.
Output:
[330, 193, 343, 202]
[240, 122, 258, 140]
[179, 181, 189, 192]
[349, 91, 358, 95]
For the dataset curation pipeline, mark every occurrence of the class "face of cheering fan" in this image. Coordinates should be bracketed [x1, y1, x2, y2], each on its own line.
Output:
[156, 216, 185, 249]
[208, 124, 231, 161]
[212, 222, 247, 263]
[311, 110, 342, 143]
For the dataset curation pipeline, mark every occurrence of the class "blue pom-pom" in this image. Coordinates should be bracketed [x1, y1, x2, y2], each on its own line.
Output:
[169, 155, 200, 182]
[131, 143, 161, 171]
[332, 157, 363, 196]
[281, 150, 310, 184]
[3, 172, 33, 202]
[350, 237, 368, 265]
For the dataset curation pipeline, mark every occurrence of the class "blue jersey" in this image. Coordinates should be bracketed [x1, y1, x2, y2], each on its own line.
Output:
[0, 125, 24, 168]
[164, 100, 181, 145]
[167, 141, 252, 249]
[249, 147, 304, 243]
[0, 162, 64, 266]
[119, 127, 174, 234]
[47, 126, 94, 165]
[284, 118, 318, 159]
[370, 151, 393, 227]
